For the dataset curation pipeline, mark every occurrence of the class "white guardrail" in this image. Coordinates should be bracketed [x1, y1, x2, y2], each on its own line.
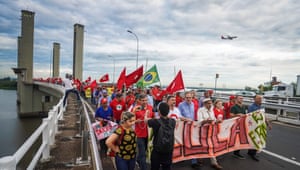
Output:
[0, 97, 66, 169]
[214, 93, 300, 125]
[0, 83, 103, 170]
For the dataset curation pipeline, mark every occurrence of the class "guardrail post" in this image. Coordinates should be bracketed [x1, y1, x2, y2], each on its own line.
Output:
[49, 111, 55, 146]
[276, 99, 282, 120]
[0, 156, 16, 170]
[80, 113, 86, 134]
[42, 118, 50, 161]
[53, 108, 58, 135]
[282, 101, 287, 117]
[81, 130, 89, 161]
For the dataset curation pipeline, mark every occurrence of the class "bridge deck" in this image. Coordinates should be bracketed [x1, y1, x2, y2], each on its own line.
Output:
[36, 94, 93, 170]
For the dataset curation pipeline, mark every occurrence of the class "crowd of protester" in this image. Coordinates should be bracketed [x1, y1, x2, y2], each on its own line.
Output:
[57, 75, 271, 170]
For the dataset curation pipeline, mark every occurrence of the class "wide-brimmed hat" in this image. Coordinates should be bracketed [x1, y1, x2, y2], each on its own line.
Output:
[203, 98, 212, 103]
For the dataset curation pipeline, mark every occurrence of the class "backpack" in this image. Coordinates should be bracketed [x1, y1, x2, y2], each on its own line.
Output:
[154, 118, 174, 153]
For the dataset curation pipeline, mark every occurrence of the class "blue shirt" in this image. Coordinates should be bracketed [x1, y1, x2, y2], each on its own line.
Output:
[95, 106, 113, 120]
[248, 103, 263, 113]
[178, 101, 195, 120]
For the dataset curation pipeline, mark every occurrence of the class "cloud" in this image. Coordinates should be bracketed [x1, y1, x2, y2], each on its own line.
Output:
[0, 0, 299, 89]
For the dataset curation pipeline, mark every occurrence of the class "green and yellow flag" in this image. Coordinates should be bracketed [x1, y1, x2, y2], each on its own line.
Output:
[136, 65, 160, 88]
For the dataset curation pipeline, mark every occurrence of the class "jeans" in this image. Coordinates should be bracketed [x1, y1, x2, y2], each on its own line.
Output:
[63, 88, 80, 106]
[115, 155, 136, 170]
[191, 158, 197, 164]
[137, 137, 148, 170]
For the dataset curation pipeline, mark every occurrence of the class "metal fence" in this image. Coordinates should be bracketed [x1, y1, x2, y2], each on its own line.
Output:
[214, 94, 300, 125]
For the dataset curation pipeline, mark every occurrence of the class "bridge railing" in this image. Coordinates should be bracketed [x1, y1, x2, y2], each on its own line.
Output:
[0, 95, 65, 169]
[214, 93, 300, 125]
[0, 83, 103, 170]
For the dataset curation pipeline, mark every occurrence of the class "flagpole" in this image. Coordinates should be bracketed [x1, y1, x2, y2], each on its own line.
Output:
[108, 55, 115, 85]
[174, 66, 176, 77]
[145, 57, 148, 71]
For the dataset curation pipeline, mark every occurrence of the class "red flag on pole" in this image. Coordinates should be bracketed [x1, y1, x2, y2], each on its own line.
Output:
[99, 73, 109, 82]
[117, 67, 126, 90]
[89, 80, 97, 90]
[165, 70, 185, 94]
[85, 76, 91, 83]
[125, 65, 143, 87]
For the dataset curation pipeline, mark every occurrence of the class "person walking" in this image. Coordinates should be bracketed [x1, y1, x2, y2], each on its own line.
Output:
[95, 98, 113, 153]
[110, 93, 126, 124]
[106, 112, 137, 170]
[147, 102, 176, 170]
[62, 73, 80, 106]
[247, 95, 272, 161]
[224, 95, 235, 119]
[230, 95, 247, 159]
[178, 91, 199, 169]
[197, 98, 223, 170]
[132, 94, 154, 170]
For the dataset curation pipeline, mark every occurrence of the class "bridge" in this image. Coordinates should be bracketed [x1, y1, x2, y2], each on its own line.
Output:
[0, 82, 299, 170]
[0, 9, 300, 170]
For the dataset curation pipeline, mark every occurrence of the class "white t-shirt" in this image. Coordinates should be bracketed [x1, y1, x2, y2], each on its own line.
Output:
[62, 79, 74, 90]
[168, 107, 182, 120]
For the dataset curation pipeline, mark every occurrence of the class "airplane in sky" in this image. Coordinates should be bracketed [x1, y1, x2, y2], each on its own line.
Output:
[221, 35, 238, 40]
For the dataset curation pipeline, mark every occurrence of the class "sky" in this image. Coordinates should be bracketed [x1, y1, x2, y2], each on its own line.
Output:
[0, 0, 299, 89]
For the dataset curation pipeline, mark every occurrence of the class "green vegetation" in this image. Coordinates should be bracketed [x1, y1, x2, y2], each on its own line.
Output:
[0, 77, 17, 90]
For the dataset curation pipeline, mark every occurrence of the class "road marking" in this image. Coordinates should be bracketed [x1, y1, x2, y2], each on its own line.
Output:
[262, 149, 300, 167]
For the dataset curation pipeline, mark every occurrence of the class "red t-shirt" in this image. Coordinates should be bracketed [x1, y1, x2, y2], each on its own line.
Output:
[213, 108, 224, 120]
[109, 98, 126, 121]
[175, 96, 183, 107]
[135, 105, 154, 138]
[224, 102, 235, 119]
[192, 98, 199, 120]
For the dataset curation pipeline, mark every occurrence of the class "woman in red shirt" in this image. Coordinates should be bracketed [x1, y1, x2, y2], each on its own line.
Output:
[213, 99, 224, 121]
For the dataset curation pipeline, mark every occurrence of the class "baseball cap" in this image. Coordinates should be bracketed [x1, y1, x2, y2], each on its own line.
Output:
[101, 98, 108, 104]
[229, 95, 235, 100]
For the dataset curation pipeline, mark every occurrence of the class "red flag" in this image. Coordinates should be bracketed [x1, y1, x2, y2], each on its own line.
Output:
[117, 67, 126, 90]
[99, 73, 109, 82]
[89, 80, 97, 90]
[165, 70, 185, 94]
[85, 76, 91, 83]
[125, 66, 143, 87]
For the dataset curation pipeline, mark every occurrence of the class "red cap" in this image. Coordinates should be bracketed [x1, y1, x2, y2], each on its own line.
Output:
[229, 95, 235, 100]
[101, 98, 108, 104]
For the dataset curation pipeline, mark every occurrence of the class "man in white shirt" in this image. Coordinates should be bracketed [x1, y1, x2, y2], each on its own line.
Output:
[62, 74, 80, 106]
[167, 95, 182, 120]
[197, 98, 223, 170]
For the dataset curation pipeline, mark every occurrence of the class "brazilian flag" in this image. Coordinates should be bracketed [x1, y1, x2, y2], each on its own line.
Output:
[136, 65, 160, 88]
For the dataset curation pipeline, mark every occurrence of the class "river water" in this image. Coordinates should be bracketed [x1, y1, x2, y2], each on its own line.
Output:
[0, 89, 41, 158]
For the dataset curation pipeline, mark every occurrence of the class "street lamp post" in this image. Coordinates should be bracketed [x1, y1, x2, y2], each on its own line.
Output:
[215, 73, 219, 94]
[127, 30, 139, 69]
[108, 55, 115, 85]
